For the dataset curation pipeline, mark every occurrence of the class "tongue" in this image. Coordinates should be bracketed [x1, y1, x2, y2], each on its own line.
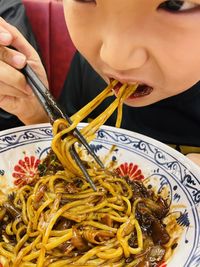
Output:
[112, 81, 123, 91]
[130, 84, 153, 98]
[111, 80, 153, 98]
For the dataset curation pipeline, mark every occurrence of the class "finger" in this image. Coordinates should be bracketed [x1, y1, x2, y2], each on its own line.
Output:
[0, 17, 40, 61]
[186, 153, 200, 166]
[0, 95, 15, 112]
[0, 81, 30, 99]
[0, 46, 26, 69]
[0, 94, 29, 115]
[0, 92, 49, 126]
[0, 60, 31, 95]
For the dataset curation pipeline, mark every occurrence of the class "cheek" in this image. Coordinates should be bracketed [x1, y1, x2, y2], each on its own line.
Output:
[63, 2, 86, 47]
[63, 5, 82, 48]
[171, 47, 200, 89]
[63, 2, 105, 77]
[63, 3, 100, 58]
[157, 36, 200, 91]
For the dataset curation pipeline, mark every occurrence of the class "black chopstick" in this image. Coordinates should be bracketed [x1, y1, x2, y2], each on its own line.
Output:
[70, 146, 97, 191]
[22, 64, 99, 191]
[23, 75, 56, 122]
[22, 64, 104, 169]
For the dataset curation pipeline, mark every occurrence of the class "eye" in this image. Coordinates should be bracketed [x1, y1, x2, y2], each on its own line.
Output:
[158, 0, 199, 12]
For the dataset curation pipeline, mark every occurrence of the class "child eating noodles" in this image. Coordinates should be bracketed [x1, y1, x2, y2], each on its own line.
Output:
[0, 0, 200, 165]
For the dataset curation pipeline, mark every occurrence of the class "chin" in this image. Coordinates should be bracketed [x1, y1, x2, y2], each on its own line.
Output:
[123, 95, 162, 107]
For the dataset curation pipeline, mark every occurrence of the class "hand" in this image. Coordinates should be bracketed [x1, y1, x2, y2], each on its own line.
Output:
[186, 153, 200, 167]
[0, 18, 49, 125]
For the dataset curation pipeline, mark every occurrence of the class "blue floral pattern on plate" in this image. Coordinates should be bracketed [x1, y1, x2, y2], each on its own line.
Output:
[0, 123, 199, 267]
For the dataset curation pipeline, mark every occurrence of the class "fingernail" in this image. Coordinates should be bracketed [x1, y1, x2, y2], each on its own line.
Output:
[12, 55, 26, 66]
[0, 32, 12, 42]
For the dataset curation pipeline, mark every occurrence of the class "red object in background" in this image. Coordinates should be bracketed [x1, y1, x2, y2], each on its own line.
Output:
[22, 0, 76, 98]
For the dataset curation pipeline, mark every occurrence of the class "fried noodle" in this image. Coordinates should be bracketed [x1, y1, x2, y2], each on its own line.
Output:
[0, 81, 175, 266]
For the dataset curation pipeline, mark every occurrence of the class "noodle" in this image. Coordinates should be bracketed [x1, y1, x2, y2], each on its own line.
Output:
[0, 81, 175, 266]
[51, 81, 137, 175]
[0, 173, 144, 266]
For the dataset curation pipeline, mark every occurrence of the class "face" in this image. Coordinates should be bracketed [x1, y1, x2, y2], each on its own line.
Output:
[63, 0, 200, 107]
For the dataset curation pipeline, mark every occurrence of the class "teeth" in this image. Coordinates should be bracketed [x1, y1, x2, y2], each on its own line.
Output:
[110, 78, 145, 87]
[109, 78, 153, 97]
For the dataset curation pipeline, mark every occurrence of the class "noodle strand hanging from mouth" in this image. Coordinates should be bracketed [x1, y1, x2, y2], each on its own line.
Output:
[0, 80, 173, 267]
[51, 81, 138, 175]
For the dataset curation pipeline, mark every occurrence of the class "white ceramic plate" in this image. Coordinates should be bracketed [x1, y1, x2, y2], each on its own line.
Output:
[0, 123, 199, 267]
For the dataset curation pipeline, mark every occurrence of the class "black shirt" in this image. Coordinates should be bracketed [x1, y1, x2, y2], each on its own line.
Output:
[59, 51, 200, 154]
[1, 3, 200, 154]
[0, 0, 38, 130]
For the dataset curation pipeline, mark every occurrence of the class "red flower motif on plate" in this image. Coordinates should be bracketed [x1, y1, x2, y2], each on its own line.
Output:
[12, 156, 40, 187]
[115, 162, 144, 180]
[159, 262, 167, 267]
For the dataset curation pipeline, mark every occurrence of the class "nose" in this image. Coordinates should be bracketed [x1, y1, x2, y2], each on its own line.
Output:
[100, 31, 149, 72]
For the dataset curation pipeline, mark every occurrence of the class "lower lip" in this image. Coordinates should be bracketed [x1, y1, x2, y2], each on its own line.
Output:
[112, 83, 153, 99]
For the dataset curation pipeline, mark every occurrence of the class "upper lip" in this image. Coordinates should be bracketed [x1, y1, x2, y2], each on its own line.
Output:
[106, 74, 153, 87]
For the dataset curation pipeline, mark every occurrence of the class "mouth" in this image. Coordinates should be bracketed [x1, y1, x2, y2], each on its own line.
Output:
[110, 78, 153, 99]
